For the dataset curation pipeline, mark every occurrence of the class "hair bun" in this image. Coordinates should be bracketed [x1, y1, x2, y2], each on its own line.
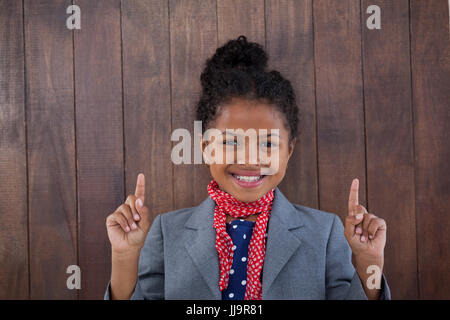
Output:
[197, 35, 299, 141]
[205, 35, 268, 74]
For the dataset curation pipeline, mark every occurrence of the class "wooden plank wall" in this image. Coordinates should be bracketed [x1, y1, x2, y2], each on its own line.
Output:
[25, 0, 78, 299]
[0, 0, 448, 299]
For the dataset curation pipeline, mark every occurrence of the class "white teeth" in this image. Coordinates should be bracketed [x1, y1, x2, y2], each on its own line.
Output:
[233, 175, 263, 182]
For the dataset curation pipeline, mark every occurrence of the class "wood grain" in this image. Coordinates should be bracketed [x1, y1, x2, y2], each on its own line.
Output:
[121, 0, 173, 224]
[74, 0, 124, 299]
[217, 0, 265, 46]
[313, 0, 367, 219]
[0, 0, 448, 299]
[24, 0, 77, 299]
[0, 0, 28, 299]
[266, 0, 318, 209]
[361, 0, 418, 299]
[170, 0, 217, 209]
[410, 0, 450, 299]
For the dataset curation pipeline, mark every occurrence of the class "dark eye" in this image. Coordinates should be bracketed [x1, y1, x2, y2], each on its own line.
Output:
[224, 139, 237, 146]
[261, 141, 279, 148]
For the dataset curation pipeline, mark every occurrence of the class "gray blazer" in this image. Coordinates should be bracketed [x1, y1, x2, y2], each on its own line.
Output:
[105, 187, 391, 300]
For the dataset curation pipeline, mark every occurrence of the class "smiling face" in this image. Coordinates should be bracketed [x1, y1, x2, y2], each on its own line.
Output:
[201, 97, 296, 203]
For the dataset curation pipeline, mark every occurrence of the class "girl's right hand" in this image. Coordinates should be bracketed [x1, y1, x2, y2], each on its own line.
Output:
[106, 173, 151, 254]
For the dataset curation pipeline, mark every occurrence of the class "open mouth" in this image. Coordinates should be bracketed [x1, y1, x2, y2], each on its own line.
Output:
[231, 174, 265, 182]
[230, 172, 267, 188]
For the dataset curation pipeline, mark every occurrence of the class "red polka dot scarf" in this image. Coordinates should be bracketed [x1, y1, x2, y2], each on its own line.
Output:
[207, 179, 275, 300]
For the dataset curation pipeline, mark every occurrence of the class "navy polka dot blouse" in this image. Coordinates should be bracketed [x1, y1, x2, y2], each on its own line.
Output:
[222, 219, 255, 300]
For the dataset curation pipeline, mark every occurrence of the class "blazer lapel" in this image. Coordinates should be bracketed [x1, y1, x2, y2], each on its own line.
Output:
[262, 187, 304, 298]
[184, 197, 222, 299]
[183, 187, 304, 300]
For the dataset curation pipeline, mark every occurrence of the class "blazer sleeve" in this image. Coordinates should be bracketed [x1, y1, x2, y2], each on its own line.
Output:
[325, 214, 391, 300]
[104, 213, 165, 300]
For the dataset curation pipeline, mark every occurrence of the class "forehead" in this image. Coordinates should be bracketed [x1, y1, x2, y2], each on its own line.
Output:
[214, 98, 288, 134]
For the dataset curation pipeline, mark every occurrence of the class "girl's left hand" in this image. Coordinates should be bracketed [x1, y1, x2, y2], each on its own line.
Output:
[344, 178, 387, 261]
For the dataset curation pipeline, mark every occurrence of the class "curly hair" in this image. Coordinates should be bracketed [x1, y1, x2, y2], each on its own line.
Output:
[196, 35, 299, 142]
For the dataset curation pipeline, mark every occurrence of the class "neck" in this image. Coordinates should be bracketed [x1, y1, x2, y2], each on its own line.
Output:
[226, 213, 260, 223]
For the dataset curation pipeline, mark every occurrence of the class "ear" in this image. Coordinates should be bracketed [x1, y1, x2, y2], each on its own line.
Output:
[200, 133, 210, 166]
[287, 137, 297, 159]
[200, 135, 207, 153]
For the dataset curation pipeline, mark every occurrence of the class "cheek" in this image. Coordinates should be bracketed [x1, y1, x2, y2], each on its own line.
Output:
[262, 146, 290, 176]
[271, 147, 291, 182]
[209, 164, 227, 180]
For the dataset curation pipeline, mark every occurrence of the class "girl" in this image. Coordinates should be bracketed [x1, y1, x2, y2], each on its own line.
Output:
[105, 36, 390, 300]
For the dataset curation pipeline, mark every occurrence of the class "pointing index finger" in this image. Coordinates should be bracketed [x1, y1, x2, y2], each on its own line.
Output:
[348, 178, 359, 216]
[135, 173, 145, 202]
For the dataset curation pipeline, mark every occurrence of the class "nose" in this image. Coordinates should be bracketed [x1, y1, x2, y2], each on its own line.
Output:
[235, 135, 260, 166]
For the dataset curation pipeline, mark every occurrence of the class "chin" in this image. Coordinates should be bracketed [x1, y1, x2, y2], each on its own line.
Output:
[233, 192, 263, 203]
